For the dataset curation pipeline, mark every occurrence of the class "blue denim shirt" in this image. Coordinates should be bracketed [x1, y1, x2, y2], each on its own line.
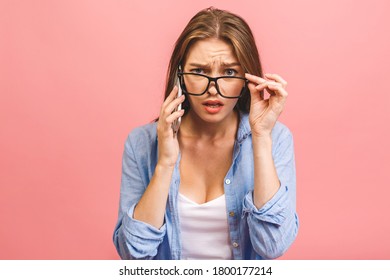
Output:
[113, 113, 299, 259]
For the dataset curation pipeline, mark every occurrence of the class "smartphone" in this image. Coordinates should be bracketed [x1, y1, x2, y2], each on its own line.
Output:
[171, 72, 182, 136]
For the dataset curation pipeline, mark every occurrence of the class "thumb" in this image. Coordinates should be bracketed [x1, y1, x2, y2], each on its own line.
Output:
[248, 82, 265, 103]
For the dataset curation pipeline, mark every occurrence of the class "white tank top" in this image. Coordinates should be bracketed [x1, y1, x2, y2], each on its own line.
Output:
[178, 193, 233, 259]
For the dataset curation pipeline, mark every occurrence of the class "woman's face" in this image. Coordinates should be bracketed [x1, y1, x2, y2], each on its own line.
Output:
[183, 38, 245, 124]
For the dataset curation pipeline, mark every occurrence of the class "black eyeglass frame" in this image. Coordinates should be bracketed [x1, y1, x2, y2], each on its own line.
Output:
[177, 72, 249, 99]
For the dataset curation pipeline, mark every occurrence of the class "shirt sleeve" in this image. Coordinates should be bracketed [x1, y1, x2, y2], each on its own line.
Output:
[113, 132, 166, 259]
[242, 128, 299, 259]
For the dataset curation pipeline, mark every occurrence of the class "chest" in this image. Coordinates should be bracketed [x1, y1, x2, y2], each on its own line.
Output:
[179, 141, 235, 204]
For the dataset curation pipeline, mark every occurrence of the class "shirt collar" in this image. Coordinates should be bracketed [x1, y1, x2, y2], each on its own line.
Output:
[237, 111, 251, 143]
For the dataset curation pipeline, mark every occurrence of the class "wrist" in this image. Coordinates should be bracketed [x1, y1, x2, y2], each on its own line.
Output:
[252, 134, 272, 144]
[250, 125, 272, 139]
[252, 134, 273, 155]
[156, 160, 176, 171]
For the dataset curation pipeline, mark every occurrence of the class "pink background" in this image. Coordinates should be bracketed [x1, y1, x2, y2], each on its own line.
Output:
[1, 0, 389, 259]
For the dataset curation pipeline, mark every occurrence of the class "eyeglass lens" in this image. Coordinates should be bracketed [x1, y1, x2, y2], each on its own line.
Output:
[182, 74, 245, 97]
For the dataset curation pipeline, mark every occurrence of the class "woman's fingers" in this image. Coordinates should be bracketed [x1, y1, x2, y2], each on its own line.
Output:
[247, 83, 263, 102]
[265, 73, 287, 88]
[245, 73, 266, 102]
[161, 86, 185, 114]
[166, 109, 185, 124]
[246, 73, 287, 89]
[163, 94, 185, 117]
[268, 82, 288, 98]
[157, 87, 182, 167]
[246, 73, 288, 100]
[163, 85, 179, 105]
[245, 73, 267, 84]
[159, 86, 185, 132]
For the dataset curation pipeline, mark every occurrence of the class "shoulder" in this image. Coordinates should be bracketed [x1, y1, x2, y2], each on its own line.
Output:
[272, 121, 293, 142]
[125, 121, 158, 151]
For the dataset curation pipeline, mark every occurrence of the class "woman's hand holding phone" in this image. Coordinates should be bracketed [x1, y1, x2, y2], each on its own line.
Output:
[171, 78, 182, 136]
[156, 85, 185, 168]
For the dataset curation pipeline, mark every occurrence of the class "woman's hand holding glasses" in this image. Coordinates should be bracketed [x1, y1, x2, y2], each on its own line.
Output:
[245, 73, 288, 139]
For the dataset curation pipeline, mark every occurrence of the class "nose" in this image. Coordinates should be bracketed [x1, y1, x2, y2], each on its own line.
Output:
[207, 81, 218, 96]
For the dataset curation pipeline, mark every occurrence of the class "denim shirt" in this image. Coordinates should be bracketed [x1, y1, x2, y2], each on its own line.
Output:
[113, 113, 299, 260]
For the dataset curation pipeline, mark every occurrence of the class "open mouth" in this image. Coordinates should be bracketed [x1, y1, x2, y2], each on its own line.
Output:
[202, 100, 224, 108]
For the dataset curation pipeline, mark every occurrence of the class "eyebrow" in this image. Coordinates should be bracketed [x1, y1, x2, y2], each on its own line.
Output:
[188, 62, 241, 68]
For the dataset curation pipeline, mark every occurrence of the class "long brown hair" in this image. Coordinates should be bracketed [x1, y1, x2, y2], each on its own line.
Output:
[164, 7, 263, 113]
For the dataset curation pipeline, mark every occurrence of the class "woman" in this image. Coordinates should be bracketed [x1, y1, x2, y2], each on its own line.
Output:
[113, 7, 298, 260]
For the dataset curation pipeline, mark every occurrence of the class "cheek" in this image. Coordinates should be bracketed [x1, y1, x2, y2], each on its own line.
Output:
[226, 99, 239, 109]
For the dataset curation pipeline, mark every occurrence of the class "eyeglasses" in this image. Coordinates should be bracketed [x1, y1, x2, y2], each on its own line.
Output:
[178, 72, 248, 99]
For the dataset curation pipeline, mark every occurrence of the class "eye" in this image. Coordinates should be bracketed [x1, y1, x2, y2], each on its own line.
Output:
[190, 68, 204, 74]
[225, 69, 238, 76]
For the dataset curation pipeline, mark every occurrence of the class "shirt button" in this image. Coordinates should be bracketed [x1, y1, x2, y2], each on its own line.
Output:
[229, 211, 235, 217]
[232, 242, 239, 248]
[225, 179, 231, 185]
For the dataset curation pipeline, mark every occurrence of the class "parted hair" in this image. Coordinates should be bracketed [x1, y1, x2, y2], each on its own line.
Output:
[164, 7, 264, 113]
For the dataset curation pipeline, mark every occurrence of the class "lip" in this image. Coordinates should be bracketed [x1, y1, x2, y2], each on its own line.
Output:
[202, 99, 224, 114]
[202, 100, 224, 106]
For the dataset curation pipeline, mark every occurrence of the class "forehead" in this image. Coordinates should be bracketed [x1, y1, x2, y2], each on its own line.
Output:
[184, 38, 238, 65]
